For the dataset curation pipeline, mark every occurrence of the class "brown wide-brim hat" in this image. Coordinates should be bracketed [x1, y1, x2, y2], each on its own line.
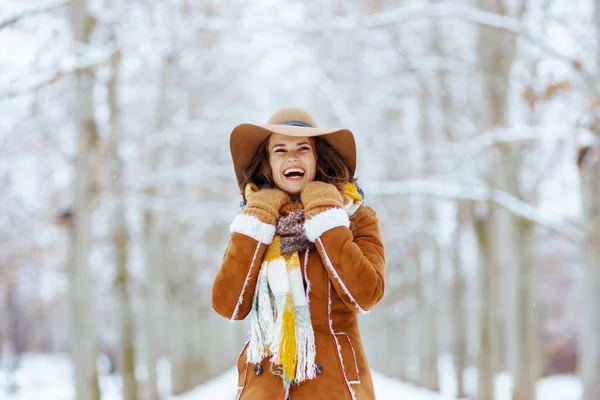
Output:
[229, 107, 356, 188]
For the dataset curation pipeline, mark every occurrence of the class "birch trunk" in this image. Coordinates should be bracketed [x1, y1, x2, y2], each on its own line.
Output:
[509, 104, 543, 400]
[167, 250, 201, 393]
[432, 9, 466, 393]
[511, 217, 536, 400]
[473, 202, 494, 400]
[452, 200, 468, 399]
[578, 154, 600, 400]
[68, 1, 100, 398]
[418, 240, 441, 391]
[417, 82, 440, 391]
[142, 53, 174, 400]
[108, 49, 139, 400]
[168, 146, 199, 393]
[579, 3, 600, 398]
[143, 211, 161, 400]
[168, 229, 188, 395]
[4, 270, 18, 393]
[415, 243, 426, 387]
[476, 1, 523, 391]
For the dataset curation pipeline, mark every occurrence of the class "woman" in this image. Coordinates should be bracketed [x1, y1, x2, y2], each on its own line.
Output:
[212, 107, 385, 400]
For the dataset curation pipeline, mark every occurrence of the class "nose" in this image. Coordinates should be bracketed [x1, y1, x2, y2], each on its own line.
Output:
[286, 152, 299, 162]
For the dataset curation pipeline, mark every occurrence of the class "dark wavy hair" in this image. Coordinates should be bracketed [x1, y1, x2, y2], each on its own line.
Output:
[238, 136, 356, 197]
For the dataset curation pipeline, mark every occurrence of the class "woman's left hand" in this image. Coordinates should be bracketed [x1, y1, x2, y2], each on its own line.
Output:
[301, 181, 343, 218]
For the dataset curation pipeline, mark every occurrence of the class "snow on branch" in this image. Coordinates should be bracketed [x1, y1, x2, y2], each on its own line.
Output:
[362, 3, 520, 31]
[0, 44, 119, 99]
[360, 3, 588, 78]
[455, 126, 578, 158]
[362, 180, 582, 243]
[0, 0, 68, 31]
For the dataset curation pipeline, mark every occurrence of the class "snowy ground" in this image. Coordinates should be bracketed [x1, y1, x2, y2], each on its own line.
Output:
[0, 354, 582, 400]
[173, 367, 448, 400]
[0, 354, 120, 400]
[173, 365, 582, 400]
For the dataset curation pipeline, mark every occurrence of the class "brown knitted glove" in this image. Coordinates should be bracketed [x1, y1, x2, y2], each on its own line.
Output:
[243, 188, 291, 225]
[301, 181, 344, 219]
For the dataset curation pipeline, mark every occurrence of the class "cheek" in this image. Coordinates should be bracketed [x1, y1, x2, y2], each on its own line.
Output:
[268, 158, 279, 175]
[306, 155, 317, 177]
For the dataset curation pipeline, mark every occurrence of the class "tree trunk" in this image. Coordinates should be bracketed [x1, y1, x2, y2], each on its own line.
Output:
[168, 144, 198, 394]
[143, 212, 161, 400]
[168, 229, 187, 395]
[473, 202, 494, 400]
[142, 51, 174, 400]
[4, 271, 19, 393]
[419, 241, 441, 392]
[579, 3, 600, 398]
[579, 157, 600, 400]
[452, 200, 468, 399]
[511, 217, 537, 400]
[68, 1, 101, 398]
[476, 0, 524, 389]
[69, 157, 101, 400]
[416, 58, 440, 391]
[108, 49, 139, 400]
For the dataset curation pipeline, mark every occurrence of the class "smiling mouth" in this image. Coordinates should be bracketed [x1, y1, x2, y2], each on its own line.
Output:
[283, 167, 305, 179]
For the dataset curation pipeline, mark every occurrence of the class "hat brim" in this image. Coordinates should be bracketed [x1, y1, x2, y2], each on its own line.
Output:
[230, 123, 356, 188]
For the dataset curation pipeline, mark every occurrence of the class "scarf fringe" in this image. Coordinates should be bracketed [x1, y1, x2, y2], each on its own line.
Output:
[248, 267, 275, 363]
[279, 292, 297, 382]
[294, 306, 316, 382]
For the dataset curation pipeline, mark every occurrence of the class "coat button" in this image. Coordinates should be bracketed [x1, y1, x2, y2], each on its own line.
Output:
[315, 363, 323, 374]
[254, 364, 263, 375]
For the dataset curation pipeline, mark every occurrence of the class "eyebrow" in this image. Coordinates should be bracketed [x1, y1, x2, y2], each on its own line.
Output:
[272, 141, 311, 149]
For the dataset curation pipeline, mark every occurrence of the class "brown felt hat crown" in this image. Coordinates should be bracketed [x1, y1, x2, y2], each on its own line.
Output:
[229, 107, 356, 187]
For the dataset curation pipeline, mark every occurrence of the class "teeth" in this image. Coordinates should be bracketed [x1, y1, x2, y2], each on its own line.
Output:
[284, 168, 305, 176]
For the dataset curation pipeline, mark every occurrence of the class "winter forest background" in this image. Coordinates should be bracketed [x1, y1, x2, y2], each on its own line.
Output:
[1, 0, 599, 399]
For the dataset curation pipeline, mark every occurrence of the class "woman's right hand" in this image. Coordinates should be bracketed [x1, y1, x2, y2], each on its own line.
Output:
[242, 185, 290, 225]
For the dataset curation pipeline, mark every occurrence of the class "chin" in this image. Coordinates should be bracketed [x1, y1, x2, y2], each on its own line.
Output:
[281, 183, 303, 196]
[284, 187, 302, 196]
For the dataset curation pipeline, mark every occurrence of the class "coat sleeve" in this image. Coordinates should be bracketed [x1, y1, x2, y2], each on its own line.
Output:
[211, 213, 274, 321]
[305, 205, 385, 313]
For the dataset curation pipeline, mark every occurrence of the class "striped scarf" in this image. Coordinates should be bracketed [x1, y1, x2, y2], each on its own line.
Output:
[245, 182, 363, 391]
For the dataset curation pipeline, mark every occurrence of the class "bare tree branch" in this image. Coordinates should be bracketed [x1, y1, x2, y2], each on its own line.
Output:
[362, 179, 582, 242]
[190, 3, 588, 81]
[0, 44, 119, 99]
[361, 2, 591, 81]
[0, 0, 68, 31]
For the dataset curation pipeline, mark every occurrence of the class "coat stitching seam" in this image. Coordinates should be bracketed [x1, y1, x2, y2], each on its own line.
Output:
[231, 242, 261, 320]
[334, 332, 361, 384]
[328, 280, 357, 400]
[317, 238, 367, 314]
[304, 249, 311, 298]
[236, 340, 250, 399]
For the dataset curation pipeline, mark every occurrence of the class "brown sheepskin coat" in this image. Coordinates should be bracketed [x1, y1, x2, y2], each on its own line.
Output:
[212, 205, 386, 400]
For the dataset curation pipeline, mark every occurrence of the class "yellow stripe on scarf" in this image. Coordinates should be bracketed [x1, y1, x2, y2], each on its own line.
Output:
[284, 253, 301, 271]
[279, 291, 297, 381]
[342, 182, 362, 204]
[263, 236, 281, 262]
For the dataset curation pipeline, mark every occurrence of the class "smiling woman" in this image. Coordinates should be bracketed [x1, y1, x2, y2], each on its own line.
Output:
[268, 134, 317, 197]
[212, 107, 385, 400]
[240, 134, 356, 200]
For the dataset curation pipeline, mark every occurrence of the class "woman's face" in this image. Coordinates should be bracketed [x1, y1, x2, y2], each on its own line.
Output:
[267, 133, 317, 196]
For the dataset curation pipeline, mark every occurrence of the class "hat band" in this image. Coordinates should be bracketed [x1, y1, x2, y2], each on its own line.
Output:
[276, 120, 314, 128]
